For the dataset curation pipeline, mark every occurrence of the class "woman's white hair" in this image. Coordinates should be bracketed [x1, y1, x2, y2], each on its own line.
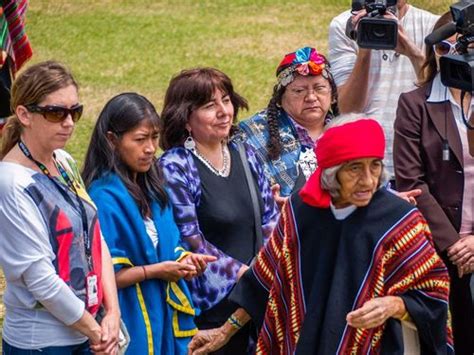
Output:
[319, 113, 388, 199]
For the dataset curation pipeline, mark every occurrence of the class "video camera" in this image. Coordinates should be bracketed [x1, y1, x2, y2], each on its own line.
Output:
[425, 0, 474, 92]
[346, 0, 398, 50]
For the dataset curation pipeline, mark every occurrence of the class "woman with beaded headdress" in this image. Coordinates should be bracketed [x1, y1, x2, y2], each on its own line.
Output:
[238, 46, 339, 206]
[239, 46, 420, 208]
[158, 68, 279, 353]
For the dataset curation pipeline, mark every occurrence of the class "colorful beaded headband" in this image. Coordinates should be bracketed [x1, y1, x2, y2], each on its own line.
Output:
[276, 47, 330, 88]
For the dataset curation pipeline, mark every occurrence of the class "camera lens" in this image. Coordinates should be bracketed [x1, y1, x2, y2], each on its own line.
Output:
[371, 24, 388, 38]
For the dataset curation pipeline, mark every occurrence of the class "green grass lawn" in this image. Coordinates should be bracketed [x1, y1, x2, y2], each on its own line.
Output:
[24, 0, 453, 166]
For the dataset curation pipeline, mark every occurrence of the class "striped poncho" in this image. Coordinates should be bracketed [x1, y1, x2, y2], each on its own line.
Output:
[231, 188, 452, 354]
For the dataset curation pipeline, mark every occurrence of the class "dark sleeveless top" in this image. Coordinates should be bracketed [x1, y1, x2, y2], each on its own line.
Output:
[194, 145, 263, 325]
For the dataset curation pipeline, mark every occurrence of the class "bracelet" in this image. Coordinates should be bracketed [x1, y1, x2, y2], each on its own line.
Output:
[142, 266, 148, 280]
[227, 315, 243, 330]
[400, 311, 411, 322]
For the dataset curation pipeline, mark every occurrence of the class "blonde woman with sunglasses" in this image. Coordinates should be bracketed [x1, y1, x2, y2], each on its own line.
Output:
[0, 61, 121, 354]
[394, 12, 474, 354]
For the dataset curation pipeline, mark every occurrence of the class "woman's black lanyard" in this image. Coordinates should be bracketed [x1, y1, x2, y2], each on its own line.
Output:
[18, 140, 93, 270]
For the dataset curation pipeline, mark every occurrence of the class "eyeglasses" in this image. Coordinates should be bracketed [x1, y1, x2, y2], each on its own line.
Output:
[26, 104, 84, 123]
[289, 85, 331, 99]
[433, 40, 457, 56]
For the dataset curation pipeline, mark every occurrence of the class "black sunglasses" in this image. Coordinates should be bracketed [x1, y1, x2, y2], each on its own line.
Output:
[26, 104, 84, 123]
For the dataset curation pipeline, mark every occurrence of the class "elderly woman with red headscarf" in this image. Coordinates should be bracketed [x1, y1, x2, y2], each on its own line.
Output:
[189, 115, 452, 354]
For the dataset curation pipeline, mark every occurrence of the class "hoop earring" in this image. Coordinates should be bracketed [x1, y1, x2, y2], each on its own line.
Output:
[184, 132, 196, 151]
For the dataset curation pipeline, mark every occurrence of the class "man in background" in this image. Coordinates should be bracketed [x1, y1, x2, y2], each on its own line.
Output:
[328, 0, 438, 184]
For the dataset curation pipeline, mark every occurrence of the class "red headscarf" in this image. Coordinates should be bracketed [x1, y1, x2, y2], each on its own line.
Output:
[299, 118, 385, 208]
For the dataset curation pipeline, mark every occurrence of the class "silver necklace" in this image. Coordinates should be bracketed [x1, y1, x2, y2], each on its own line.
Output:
[192, 143, 230, 177]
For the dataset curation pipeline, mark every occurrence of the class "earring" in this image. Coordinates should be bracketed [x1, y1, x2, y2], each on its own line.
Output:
[184, 132, 196, 151]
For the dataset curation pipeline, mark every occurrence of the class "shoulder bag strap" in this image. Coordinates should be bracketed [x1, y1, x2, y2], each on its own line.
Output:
[236, 141, 263, 254]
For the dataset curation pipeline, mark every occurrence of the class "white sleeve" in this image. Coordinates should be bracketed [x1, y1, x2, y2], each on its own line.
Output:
[0, 185, 85, 325]
[328, 12, 359, 87]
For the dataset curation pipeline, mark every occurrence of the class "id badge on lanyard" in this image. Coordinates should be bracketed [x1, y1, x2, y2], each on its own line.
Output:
[86, 271, 99, 308]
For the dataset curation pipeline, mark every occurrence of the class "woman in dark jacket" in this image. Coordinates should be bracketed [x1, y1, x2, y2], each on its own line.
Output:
[393, 13, 474, 354]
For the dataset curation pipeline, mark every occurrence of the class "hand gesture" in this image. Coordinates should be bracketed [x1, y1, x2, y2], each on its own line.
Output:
[188, 328, 231, 355]
[396, 188, 422, 205]
[90, 311, 121, 355]
[448, 235, 474, 277]
[271, 184, 288, 210]
[350, 9, 368, 29]
[147, 261, 196, 282]
[346, 296, 405, 329]
[180, 253, 217, 277]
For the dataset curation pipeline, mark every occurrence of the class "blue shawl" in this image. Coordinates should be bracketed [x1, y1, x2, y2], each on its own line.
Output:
[89, 173, 197, 355]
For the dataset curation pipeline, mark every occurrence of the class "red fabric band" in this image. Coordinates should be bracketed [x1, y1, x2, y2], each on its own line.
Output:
[299, 119, 385, 208]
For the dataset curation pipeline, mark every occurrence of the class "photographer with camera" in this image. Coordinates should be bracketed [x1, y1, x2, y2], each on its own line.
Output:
[394, 12, 474, 354]
[328, 0, 438, 182]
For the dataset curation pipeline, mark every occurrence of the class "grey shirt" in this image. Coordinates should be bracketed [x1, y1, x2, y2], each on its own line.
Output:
[0, 156, 86, 348]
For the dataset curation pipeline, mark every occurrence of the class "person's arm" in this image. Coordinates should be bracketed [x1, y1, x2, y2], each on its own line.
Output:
[336, 49, 372, 113]
[188, 308, 252, 355]
[115, 261, 196, 288]
[69, 311, 102, 346]
[346, 295, 407, 329]
[394, 92, 460, 251]
[447, 234, 474, 277]
[189, 199, 292, 354]
[387, 12, 425, 78]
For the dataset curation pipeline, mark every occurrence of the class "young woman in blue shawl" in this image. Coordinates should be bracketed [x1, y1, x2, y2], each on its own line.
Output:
[82, 93, 216, 355]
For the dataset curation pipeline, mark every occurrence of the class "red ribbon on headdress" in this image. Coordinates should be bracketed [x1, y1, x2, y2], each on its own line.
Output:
[299, 119, 385, 208]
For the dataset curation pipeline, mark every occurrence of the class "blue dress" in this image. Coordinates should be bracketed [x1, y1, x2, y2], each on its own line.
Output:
[89, 173, 197, 355]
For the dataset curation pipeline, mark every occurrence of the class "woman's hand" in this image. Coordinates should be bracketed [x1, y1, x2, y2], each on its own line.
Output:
[188, 327, 232, 355]
[70, 311, 102, 347]
[146, 261, 196, 282]
[395, 188, 422, 205]
[180, 253, 217, 276]
[346, 296, 406, 329]
[448, 235, 474, 277]
[91, 311, 120, 354]
[271, 184, 289, 209]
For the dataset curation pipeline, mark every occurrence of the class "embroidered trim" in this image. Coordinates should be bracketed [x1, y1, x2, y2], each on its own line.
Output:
[166, 282, 198, 337]
[112, 257, 154, 355]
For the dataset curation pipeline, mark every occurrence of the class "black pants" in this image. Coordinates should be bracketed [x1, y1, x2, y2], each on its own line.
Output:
[441, 252, 474, 354]
[2, 339, 91, 354]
